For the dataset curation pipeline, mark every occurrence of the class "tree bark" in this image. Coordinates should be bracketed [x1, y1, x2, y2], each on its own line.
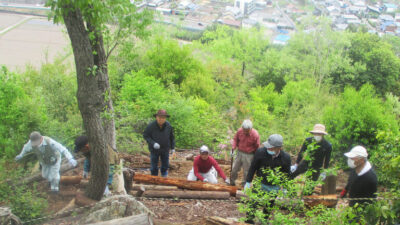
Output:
[133, 174, 238, 196]
[142, 190, 230, 199]
[62, 3, 112, 200]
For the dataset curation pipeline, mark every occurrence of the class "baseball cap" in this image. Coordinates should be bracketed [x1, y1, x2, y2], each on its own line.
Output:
[344, 145, 368, 158]
[30, 131, 42, 147]
[263, 134, 283, 149]
[199, 145, 209, 154]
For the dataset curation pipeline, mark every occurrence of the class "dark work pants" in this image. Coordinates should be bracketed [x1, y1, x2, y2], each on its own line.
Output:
[150, 149, 169, 177]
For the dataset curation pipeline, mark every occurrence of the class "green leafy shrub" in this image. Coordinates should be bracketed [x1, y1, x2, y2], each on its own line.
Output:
[116, 71, 227, 152]
[0, 66, 47, 158]
[323, 84, 399, 162]
[0, 159, 47, 223]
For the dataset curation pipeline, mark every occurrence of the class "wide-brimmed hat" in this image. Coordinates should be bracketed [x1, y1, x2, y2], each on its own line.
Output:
[263, 134, 283, 149]
[153, 109, 170, 117]
[344, 145, 368, 158]
[30, 131, 42, 147]
[310, 124, 328, 135]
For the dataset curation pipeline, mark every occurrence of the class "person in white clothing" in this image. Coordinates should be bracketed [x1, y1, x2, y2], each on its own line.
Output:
[15, 131, 77, 193]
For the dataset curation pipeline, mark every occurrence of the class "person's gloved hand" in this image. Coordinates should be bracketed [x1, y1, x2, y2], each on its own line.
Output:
[340, 189, 347, 198]
[320, 172, 327, 180]
[15, 155, 22, 161]
[153, 143, 160, 150]
[69, 158, 77, 167]
[225, 178, 230, 184]
[83, 171, 89, 179]
[244, 182, 251, 190]
[290, 164, 298, 173]
[171, 149, 175, 154]
[203, 178, 209, 183]
[103, 185, 111, 196]
[230, 149, 234, 157]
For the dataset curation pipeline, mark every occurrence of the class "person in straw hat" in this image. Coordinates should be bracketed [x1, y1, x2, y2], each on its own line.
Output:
[290, 124, 332, 182]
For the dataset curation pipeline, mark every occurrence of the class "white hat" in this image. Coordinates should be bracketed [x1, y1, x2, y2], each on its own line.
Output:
[200, 145, 209, 154]
[242, 119, 253, 129]
[310, 124, 328, 135]
[344, 145, 368, 158]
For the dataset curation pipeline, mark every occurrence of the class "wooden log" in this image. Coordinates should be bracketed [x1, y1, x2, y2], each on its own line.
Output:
[321, 175, 337, 195]
[85, 213, 153, 225]
[60, 176, 82, 185]
[21, 158, 85, 185]
[303, 194, 338, 208]
[132, 184, 178, 191]
[80, 179, 89, 188]
[142, 190, 231, 199]
[133, 174, 238, 196]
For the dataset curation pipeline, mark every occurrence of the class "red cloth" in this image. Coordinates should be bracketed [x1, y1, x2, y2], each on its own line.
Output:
[193, 155, 227, 181]
[232, 128, 260, 153]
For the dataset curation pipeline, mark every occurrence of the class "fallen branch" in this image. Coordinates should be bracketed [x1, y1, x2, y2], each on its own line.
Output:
[133, 174, 237, 196]
[206, 216, 247, 225]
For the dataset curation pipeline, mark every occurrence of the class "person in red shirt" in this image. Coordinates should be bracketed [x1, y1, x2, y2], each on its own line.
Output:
[187, 145, 230, 184]
[230, 119, 260, 186]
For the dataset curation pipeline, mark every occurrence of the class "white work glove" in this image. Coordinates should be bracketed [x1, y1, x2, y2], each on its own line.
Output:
[171, 149, 175, 154]
[69, 158, 77, 167]
[103, 185, 111, 196]
[230, 149, 234, 157]
[320, 172, 326, 180]
[225, 178, 230, 184]
[244, 182, 251, 190]
[83, 171, 89, 179]
[153, 143, 160, 150]
[290, 164, 298, 173]
[15, 155, 22, 161]
[203, 178, 209, 183]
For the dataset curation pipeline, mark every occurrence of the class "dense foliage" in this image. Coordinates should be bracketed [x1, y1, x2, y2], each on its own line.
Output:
[1, 14, 400, 222]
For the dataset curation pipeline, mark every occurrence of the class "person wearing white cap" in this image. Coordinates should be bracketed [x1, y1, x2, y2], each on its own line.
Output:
[187, 145, 230, 184]
[15, 131, 77, 193]
[230, 119, 260, 187]
[290, 124, 332, 182]
[340, 146, 377, 207]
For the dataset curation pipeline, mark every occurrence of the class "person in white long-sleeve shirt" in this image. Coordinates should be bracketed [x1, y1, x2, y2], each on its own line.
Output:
[15, 131, 77, 193]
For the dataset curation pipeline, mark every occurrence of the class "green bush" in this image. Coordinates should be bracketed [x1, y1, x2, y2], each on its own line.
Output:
[116, 71, 227, 152]
[323, 84, 399, 162]
[0, 66, 47, 158]
[0, 159, 47, 223]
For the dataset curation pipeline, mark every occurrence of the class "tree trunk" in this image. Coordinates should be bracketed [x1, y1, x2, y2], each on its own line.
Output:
[133, 174, 238, 196]
[142, 190, 230, 199]
[62, 4, 112, 200]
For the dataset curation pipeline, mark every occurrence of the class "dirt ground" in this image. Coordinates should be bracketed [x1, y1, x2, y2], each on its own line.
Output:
[24, 150, 349, 225]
